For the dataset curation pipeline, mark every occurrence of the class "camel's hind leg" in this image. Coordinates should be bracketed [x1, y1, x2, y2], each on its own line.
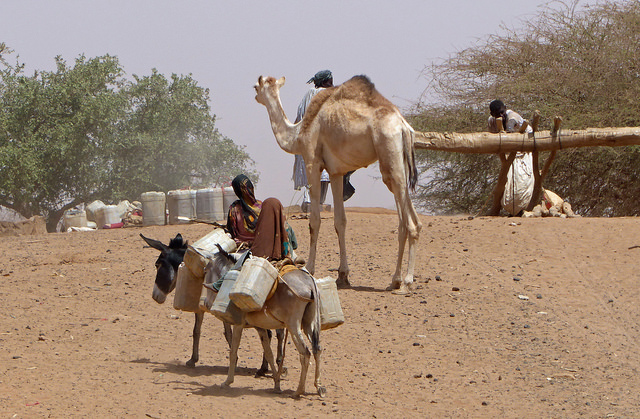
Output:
[377, 132, 422, 294]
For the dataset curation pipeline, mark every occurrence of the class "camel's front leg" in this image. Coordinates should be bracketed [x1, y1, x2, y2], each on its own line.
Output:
[306, 168, 323, 276]
[329, 175, 350, 287]
[186, 311, 204, 367]
[223, 324, 245, 387]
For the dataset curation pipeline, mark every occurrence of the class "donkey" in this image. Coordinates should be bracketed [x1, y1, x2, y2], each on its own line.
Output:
[140, 233, 282, 375]
[201, 247, 325, 398]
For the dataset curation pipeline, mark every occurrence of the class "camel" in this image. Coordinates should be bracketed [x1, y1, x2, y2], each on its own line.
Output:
[254, 75, 422, 294]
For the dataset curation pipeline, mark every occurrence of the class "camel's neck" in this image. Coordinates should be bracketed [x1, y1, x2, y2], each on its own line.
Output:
[263, 91, 301, 155]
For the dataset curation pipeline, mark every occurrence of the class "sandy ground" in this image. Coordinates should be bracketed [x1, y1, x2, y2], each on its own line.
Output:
[1, 208, 640, 418]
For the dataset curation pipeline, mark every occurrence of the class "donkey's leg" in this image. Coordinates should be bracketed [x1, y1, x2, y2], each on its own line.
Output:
[303, 303, 325, 398]
[256, 328, 281, 393]
[223, 324, 244, 387]
[329, 174, 350, 287]
[288, 326, 311, 398]
[255, 329, 273, 377]
[186, 311, 204, 367]
[223, 322, 233, 348]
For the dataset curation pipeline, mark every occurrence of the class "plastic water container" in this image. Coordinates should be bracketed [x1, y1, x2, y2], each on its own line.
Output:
[195, 188, 214, 222]
[230, 257, 278, 312]
[64, 209, 88, 230]
[141, 191, 166, 226]
[211, 271, 244, 324]
[115, 200, 132, 219]
[183, 229, 237, 278]
[95, 205, 121, 229]
[85, 200, 105, 222]
[315, 276, 345, 330]
[173, 262, 203, 313]
[222, 186, 236, 217]
[167, 190, 196, 224]
[193, 228, 236, 253]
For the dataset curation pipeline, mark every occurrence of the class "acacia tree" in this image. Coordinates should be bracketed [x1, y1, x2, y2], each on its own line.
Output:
[411, 0, 640, 216]
[0, 49, 256, 230]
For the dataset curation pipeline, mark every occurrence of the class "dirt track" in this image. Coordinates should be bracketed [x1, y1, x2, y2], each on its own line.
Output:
[1, 209, 640, 417]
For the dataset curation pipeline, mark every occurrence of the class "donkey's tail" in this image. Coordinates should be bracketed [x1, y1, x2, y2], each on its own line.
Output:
[306, 273, 322, 354]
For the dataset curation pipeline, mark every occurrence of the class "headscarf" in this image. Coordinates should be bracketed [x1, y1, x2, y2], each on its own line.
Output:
[229, 174, 262, 234]
[307, 69, 332, 87]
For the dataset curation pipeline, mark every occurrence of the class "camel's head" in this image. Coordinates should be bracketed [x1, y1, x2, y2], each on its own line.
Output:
[254, 75, 285, 105]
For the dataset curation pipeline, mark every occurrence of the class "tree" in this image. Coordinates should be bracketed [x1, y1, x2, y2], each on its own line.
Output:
[411, 0, 640, 216]
[0, 50, 256, 231]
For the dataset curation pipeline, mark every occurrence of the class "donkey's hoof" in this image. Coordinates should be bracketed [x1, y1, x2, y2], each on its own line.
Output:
[317, 386, 327, 398]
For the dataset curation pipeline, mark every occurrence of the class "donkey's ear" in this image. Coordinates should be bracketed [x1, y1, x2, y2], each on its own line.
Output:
[140, 233, 168, 252]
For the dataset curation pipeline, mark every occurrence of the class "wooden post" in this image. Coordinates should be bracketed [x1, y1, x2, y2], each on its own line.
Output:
[489, 152, 517, 216]
[527, 111, 542, 211]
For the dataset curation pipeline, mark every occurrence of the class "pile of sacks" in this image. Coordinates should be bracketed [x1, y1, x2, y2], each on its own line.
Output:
[523, 189, 580, 218]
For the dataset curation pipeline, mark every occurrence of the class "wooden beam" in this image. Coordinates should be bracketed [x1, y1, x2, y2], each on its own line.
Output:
[414, 127, 640, 153]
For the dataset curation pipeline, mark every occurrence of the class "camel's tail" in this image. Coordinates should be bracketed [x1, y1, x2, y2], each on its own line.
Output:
[402, 120, 418, 191]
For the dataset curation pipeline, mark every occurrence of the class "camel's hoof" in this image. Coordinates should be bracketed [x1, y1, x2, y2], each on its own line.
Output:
[279, 366, 288, 378]
[391, 284, 411, 295]
[292, 392, 303, 399]
[221, 381, 232, 388]
[336, 276, 351, 289]
[317, 386, 327, 398]
[185, 359, 197, 368]
[386, 281, 401, 291]
[273, 386, 283, 394]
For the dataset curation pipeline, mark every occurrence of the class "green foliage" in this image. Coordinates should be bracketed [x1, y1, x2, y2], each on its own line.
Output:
[0, 50, 256, 230]
[412, 0, 640, 216]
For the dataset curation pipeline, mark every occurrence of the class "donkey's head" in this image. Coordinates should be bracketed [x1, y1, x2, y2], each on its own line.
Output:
[201, 244, 241, 311]
[140, 233, 188, 304]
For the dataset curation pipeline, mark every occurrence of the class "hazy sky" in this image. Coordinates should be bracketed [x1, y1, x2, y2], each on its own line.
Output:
[2, 0, 550, 209]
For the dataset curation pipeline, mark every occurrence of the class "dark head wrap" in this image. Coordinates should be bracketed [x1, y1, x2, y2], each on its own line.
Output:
[307, 70, 333, 87]
[230, 174, 262, 232]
